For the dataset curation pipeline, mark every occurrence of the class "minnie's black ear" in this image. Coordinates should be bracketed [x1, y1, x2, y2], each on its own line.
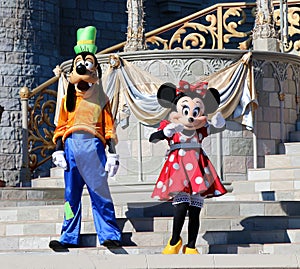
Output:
[203, 87, 221, 114]
[157, 83, 177, 108]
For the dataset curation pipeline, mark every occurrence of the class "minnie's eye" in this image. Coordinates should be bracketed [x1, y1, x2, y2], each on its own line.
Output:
[193, 107, 200, 117]
[182, 105, 189, 116]
[84, 60, 94, 69]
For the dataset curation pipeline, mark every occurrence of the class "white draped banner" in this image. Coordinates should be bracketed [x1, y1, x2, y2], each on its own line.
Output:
[55, 52, 257, 130]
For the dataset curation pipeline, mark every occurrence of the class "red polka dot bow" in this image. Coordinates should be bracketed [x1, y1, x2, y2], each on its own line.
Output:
[176, 80, 208, 97]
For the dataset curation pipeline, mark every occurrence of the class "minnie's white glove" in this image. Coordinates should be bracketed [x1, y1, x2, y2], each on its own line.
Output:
[211, 112, 226, 128]
[163, 123, 184, 137]
[52, 150, 67, 170]
[105, 154, 119, 177]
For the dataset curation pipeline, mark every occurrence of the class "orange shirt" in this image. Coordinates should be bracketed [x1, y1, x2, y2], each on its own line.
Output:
[53, 84, 117, 146]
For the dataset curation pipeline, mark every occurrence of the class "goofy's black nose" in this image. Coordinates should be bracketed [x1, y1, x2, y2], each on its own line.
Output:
[76, 63, 86, 75]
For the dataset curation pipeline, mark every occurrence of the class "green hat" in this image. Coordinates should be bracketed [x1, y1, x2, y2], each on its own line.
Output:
[74, 26, 97, 54]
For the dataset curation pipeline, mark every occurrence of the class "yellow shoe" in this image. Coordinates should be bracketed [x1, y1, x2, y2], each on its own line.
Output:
[182, 245, 199, 254]
[162, 237, 182, 254]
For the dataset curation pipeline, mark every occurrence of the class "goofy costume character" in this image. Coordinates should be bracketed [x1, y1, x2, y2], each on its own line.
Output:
[49, 26, 121, 252]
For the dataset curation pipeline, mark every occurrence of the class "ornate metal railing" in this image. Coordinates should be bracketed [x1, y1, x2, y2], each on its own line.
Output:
[100, 0, 300, 54]
[20, 76, 58, 179]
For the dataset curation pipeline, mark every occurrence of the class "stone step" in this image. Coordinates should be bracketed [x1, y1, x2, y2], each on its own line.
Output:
[217, 189, 300, 201]
[2, 242, 299, 255]
[231, 179, 300, 194]
[50, 167, 64, 178]
[31, 177, 64, 188]
[208, 242, 300, 255]
[264, 155, 300, 169]
[1, 201, 300, 223]
[1, 242, 300, 255]
[1, 252, 299, 269]
[283, 142, 300, 155]
[0, 187, 65, 207]
[2, 214, 300, 237]
[247, 167, 300, 181]
[1, 228, 300, 252]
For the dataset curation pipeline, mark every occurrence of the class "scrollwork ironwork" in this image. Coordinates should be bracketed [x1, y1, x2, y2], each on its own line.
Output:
[137, 1, 300, 55]
[28, 88, 56, 172]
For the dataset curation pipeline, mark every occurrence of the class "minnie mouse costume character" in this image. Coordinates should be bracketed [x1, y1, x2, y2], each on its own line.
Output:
[49, 26, 121, 252]
[149, 80, 227, 254]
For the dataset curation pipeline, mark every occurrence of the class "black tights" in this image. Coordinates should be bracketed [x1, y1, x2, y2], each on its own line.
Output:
[170, 202, 201, 249]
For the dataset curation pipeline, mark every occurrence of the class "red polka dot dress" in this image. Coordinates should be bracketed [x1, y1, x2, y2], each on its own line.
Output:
[152, 120, 227, 201]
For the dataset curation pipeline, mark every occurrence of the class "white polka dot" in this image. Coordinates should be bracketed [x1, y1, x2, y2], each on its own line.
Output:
[195, 176, 203, 184]
[173, 163, 180, 170]
[192, 192, 197, 195]
[157, 181, 164, 189]
[214, 190, 221, 195]
[183, 179, 189, 186]
[169, 154, 175, 162]
[165, 167, 168, 174]
[204, 167, 210, 174]
[179, 136, 187, 142]
[162, 185, 167, 192]
[185, 163, 193, 171]
[198, 133, 203, 140]
[178, 149, 186, 156]
[205, 180, 210, 187]
[170, 140, 174, 145]
[169, 178, 173, 186]
[153, 195, 160, 199]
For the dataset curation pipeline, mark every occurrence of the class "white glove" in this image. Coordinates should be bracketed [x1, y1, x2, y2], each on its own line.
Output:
[52, 150, 67, 170]
[163, 123, 184, 137]
[105, 154, 119, 177]
[210, 112, 226, 128]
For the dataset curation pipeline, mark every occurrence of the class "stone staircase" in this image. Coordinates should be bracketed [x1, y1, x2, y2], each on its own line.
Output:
[218, 142, 300, 202]
[1, 193, 300, 254]
[1, 142, 300, 268]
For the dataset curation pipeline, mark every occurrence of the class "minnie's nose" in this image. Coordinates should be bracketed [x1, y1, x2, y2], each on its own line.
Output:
[188, 117, 194, 123]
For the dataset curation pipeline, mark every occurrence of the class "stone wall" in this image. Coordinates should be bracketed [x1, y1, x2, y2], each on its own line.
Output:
[0, 0, 60, 186]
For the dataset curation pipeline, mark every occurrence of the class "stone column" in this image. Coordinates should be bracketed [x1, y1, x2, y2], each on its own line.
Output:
[124, 0, 147, 52]
[252, 0, 279, 51]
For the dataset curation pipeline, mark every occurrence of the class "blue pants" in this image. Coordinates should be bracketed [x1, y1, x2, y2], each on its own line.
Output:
[60, 132, 121, 245]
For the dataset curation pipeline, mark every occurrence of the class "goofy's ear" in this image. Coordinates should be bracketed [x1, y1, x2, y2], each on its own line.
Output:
[203, 87, 221, 114]
[157, 83, 177, 108]
[66, 83, 76, 112]
[97, 64, 102, 79]
[92, 53, 102, 79]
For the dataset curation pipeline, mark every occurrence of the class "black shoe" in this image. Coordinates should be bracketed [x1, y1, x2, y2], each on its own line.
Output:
[49, 240, 69, 252]
[102, 239, 121, 248]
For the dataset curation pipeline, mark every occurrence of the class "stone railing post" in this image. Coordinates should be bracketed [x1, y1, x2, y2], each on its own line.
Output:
[19, 86, 31, 186]
[252, 0, 279, 51]
[124, 0, 147, 52]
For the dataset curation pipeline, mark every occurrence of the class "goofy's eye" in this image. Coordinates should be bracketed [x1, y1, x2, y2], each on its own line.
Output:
[182, 105, 190, 116]
[84, 60, 94, 70]
[192, 107, 200, 117]
[76, 60, 85, 67]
